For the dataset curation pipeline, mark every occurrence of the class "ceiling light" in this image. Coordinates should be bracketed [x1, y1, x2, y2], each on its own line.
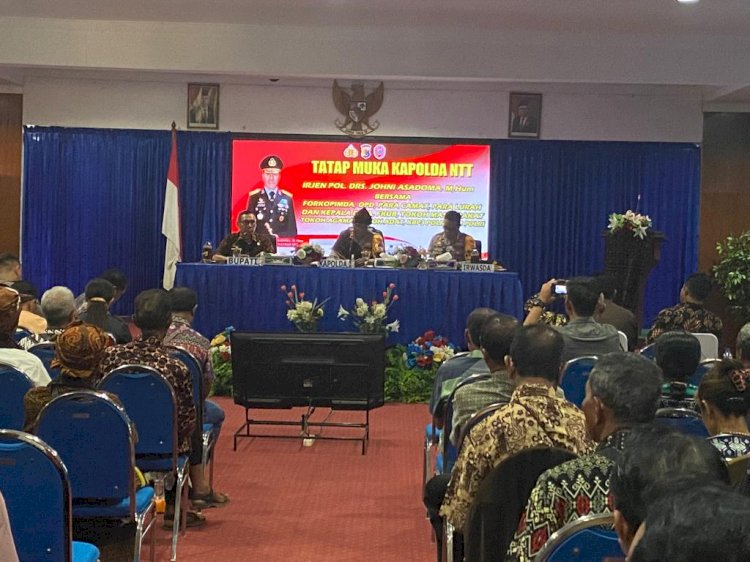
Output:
[677, 0, 700, 4]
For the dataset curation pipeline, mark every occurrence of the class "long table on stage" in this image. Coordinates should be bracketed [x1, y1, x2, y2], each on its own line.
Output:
[175, 263, 524, 345]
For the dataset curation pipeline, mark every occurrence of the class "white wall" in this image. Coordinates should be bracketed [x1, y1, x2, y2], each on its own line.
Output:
[23, 76, 703, 142]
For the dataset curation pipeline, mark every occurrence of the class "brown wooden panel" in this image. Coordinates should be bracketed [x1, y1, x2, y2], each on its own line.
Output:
[0, 94, 22, 255]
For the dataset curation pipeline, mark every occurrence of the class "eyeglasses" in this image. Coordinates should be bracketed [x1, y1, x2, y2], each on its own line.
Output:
[240, 219, 256, 224]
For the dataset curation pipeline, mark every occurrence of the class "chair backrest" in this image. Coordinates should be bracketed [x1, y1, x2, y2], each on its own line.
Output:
[441, 373, 491, 473]
[0, 364, 34, 430]
[535, 513, 619, 562]
[98, 365, 178, 468]
[693, 332, 719, 360]
[617, 330, 628, 351]
[463, 447, 577, 562]
[689, 358, 721, 387]
[13, 329, 31, 344]
[726, 453, 750, 489]
[0, 429, 73, 562]
[559, 356, 598, 407]
[655, 407, 709, 438]
[639, 343, 656, 360]
[166, 345, 204, 428]
[36, 391, 135, 509]
[28, 342, 61, 379]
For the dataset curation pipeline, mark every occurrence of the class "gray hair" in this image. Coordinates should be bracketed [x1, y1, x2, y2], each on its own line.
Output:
[40, 286, 76, 328]
[588, 352, 663, 424]
[737, 323, 750, 361]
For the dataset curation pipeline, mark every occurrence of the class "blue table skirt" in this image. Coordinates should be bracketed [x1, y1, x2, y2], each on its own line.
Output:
[175, 264, 524, 346]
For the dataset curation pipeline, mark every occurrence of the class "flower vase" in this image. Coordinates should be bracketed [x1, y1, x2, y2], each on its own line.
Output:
[294, 321, 319, 333]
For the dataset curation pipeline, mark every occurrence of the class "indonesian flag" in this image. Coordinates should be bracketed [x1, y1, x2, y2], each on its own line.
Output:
[162, 125, 182, 289]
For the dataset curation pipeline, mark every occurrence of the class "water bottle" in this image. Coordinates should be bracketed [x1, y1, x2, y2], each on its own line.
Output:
[723, 347, 733, 360]
[202, 241, 213, 262]
[153, 476, 166, 514]
[470, 249, 480, 263]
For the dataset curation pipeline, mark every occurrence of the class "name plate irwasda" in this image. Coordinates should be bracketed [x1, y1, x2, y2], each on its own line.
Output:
[459, 262, 495, 273]
[319, 259, 355, 268]
[227, 256, 262, 266]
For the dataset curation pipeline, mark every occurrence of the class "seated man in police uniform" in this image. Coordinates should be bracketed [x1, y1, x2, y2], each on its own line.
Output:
[331, 207, 384, 264]
[246, 155, 297, 237]
[212, 212, 276, 261]
[427, 210, 476, 261]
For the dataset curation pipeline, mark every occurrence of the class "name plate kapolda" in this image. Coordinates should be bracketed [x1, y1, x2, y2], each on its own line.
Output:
[227, 256, 262, 266]
[459, 262, 495, 273]
[319, 259, 355, 268]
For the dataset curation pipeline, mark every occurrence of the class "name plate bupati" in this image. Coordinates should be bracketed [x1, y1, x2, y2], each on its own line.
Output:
[459, 262, 495, 273]
[319, 259, 355, 268]
[227, 256, 262, 266]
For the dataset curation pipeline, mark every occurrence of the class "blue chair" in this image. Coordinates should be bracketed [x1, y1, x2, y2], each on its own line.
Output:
[13, 329, 31, 344]
[36, 391, 155, 562]
[559, 356, 598, 407]
[0, 364, 34, 430]
[167, 345, 219, 490]
[639, 343, 656, 360]
[655, 407, 709, 438]
[440, 373, 491, 474]
[689, 358, 721, 387]
[535, 513, 620, 561]
[28, 341, 62, 379]
[99, 365, 189, 562]
[0, 429, 100, 562]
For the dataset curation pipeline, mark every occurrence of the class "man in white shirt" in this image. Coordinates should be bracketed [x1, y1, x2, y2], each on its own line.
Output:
[0, 286, 50, 386]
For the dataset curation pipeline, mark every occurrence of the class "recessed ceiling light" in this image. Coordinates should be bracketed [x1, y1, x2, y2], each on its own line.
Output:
[677, 0, 700, 4]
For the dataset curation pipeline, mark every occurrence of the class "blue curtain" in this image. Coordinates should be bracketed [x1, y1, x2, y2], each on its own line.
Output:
[22, 127, 231, 315]
[489, 140, 700, 326]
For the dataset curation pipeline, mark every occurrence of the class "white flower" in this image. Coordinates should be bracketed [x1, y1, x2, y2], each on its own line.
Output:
[355, 298, 365, 307]
[385, 320, 400, 333]
[337, 305, 350, 319]
[373, 303, 386, 319]
[398, 253, 408, 264]
[297, 301, 313, 312]
[287, 310, 297, 321]
[355, 303, 368, 317]
[364, 316, 376, 325]
[296, 249, 307, 260]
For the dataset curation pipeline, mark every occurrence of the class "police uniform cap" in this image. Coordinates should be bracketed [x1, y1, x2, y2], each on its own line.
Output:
[353, 207, 373, 225]
[260, 155, 283, 173]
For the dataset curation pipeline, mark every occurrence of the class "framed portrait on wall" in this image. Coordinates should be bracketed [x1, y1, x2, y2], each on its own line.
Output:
[508, 92, 541, 139]
[187, 83, 219, 129]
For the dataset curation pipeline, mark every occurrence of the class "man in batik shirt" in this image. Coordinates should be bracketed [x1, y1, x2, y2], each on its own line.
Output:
[646, 272, 723, 344]
[506, 352, 662, 561]
[427, 211, 476, 261]
[439, 325, 592, 531]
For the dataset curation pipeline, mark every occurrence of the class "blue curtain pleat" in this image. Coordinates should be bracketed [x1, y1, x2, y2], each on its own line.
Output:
[489, 140, 700, 326]
[22, 127, 231, 315]
[22, 129, 698, 328]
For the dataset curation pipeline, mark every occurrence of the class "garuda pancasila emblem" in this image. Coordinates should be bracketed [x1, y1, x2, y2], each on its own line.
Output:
[332, 80, 384, 138]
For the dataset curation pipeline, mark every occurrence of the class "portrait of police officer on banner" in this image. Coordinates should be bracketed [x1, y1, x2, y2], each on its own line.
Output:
[246, 155, 297, 237]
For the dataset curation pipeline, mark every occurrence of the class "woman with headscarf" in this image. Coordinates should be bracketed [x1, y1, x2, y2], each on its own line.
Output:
[22, 321, 111, 432]
[0, 286, 49, 386]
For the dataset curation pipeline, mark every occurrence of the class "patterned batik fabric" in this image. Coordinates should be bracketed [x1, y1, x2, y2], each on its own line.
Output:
[506, 430, 630, 562]
[707, 433, 750, 458]
[646, 301, 723, 344]
[99, 336, 196, 455]
[164, 319, 214, 388]
[439, 383, 593, 530]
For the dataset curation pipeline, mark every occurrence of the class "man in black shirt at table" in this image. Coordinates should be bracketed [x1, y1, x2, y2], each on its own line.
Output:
[213, 212, 276, 261]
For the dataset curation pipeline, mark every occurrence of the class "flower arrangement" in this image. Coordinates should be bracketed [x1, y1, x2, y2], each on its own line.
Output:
[393, 245, 423, 268]
[338, 283, 400, 335]
[209, 326, 235, 396]
[405, 330, 456, 368]
[281, 284, 328, 332]
[607, 210, 652, 239]
[293, 243, 324, 265]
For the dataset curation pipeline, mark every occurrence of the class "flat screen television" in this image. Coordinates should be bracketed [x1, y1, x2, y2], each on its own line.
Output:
[231, 332, 386, 410]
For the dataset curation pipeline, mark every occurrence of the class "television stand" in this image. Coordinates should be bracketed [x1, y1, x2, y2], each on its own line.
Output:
[232, 403, 371, 455]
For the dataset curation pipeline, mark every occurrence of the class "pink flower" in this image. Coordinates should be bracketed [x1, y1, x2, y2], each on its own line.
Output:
[299, 292, 305, 299]
[382, 291, 387, 298]
[287, 292, 294, 299]
[280, 284, 287, 291]
[389, 283, 396, 289]
[285, 300, 291, 306]
[291, 284, 297, 291]
[392, 295, 399, 301]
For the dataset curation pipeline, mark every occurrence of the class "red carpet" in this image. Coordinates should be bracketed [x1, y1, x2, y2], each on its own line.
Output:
[150, 397, 435, 561]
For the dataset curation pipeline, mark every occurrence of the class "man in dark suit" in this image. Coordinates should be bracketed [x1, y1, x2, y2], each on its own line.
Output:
[510, 100, 539, 134]
[246, 155, 297, 237]
[189, 87, 215, 125]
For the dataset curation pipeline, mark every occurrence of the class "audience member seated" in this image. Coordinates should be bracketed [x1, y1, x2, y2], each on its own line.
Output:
[429, 325, 592, 540]
[330, 207, 384, 262]
[609, 424, 729, 558]
[427, 211, 476, 262]
[98, 289, 201, 526]
[164, 287, 229, 508]
[654, 331, 701, 409]
[0, 490, 19, 562]
[428, 308, 498, 426]
[448, 314, 518, 445]
[592, 274, 638, 350]
[0, 253, 21, 286]
[79, 278, 132, 344]
[646, 272, 723, 344]
[629, 481, 750, 562]
[75, 268, 128, 315]
[507, 352, 663, 561]
[697, 358, 750, 459]
[0, 286, 50, 386]
[524, 277, 621, 363]
[22, 321, 112, 432]
[737, 322, 750, 367]
[19, 286, 77, 350]
[10, 280, 47, 334]
[212, 212, 276, 261]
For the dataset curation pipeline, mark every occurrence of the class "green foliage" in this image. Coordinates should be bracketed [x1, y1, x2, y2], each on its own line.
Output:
[384, 344, 437, 403]
[714, 231, 750, 323]
[210, 360, 233, 396]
